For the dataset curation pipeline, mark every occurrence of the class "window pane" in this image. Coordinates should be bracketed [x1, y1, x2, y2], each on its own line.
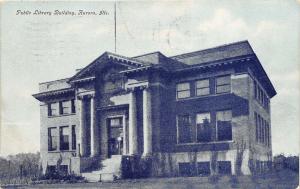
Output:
[196, 88, 210, 96]
[110, 118, 123, 127]
[216, 85, 231, 94]
[255, 112, 259, 142]
[60, 127, 69, 150]
[177, 91, 191, 99]
[217, 110, 232, 141]
[62, 127, 69, 135]
[48, 128, 58, 151]
[196, 113, 211, 142]
[179, 163, 193, 176]
[197, 162, 210, 176]
[72, 125, 76, 150]
[50, 103, 58, 116]
[178, 115, 192, 143]
[216, 75, 231, 85]
[71, 99, 76, 113]
[177, 83, 190, 91]
[196, 79, 209, 88]
[218, 161, 231, 174]
[61, 101, 70, 114]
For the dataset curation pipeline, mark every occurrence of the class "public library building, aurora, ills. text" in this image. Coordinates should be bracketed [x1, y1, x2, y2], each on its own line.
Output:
[33, 40, 276, 180]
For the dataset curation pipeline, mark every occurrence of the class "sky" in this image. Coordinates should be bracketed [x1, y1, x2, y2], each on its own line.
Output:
[0, 0, 299, 156]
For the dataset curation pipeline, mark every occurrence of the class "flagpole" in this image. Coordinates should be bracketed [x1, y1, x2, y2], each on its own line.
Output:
[114, 1, 117, 53]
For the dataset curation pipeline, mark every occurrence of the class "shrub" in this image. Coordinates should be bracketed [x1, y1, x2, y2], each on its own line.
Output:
[208, 175, 220, 184]
[229, 175, 239, 188]
[120, 155, 153, 179]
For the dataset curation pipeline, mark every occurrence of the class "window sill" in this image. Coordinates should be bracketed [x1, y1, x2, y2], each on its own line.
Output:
[48, 113, 76, 118]
[176, 92, 232, 101]
[48, 150, 76, 153]
[176, 140, 234, 146]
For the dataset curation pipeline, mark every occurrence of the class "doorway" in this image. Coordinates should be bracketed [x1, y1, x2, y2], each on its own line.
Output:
[107, 117, 124, 157]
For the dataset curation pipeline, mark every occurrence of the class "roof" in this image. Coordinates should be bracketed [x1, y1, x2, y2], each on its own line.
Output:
[33, 40, 276, 100]
[132, 51, 187, 70]
[171, 40, 254, 65]
[68, 51, 149, 83]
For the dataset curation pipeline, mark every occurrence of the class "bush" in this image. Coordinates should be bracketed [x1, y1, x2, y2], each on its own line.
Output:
[208, 175, 220, 184]
[229, 175, 239, 188]
[37, 167, 84, 183]
[138, 156, 152, 178]
[120, 155, 153, 179]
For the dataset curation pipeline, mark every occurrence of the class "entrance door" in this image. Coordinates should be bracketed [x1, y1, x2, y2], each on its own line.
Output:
[107, 117, 124, 157]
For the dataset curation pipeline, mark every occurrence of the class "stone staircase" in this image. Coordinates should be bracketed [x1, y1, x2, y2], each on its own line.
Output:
[81, 155, 122, 182]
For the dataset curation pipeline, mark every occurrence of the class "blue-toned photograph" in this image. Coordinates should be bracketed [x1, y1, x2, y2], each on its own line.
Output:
[0, 1, 299, 188]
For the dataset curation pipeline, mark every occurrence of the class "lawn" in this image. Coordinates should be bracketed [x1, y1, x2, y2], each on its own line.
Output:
[2, 170, 299, 189]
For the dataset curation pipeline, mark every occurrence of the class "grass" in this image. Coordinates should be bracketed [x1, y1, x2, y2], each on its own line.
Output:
[1, 170, 298, 189]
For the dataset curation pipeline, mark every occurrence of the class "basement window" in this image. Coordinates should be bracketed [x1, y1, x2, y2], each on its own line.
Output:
[178, 163, 193, 176]
[197, 162, 210, 176]
[218, 161, 231, 174]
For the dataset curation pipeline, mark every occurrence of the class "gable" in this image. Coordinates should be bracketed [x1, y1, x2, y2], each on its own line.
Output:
[68, 52, 146, 83]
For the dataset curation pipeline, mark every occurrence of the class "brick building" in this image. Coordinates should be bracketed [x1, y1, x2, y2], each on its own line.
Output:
[33, 40, 276, 180]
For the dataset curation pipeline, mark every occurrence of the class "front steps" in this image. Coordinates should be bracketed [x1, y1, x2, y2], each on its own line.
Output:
[81, 155, 122, 182]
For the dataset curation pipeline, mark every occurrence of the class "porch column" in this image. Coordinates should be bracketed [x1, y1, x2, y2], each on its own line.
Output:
[129, 90, 138, 155]
[90, 95, 96, 157]
[142, 87, 152, 156]
[78, 97, 87, 157]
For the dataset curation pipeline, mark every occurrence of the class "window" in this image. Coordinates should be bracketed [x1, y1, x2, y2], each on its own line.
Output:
[267, 123, 271, 147]
[46, 165, 56, 175]
[177, 115, 192, 143]
[59, 101, 70, 115]
[259, 116, 263, 143]
[110, 117, 123, 127]
[197, 162, 210, 176]
[216, 110, 232, 141]
[264, 120, 269, 146]
[176, 83, 191, 99]
[48, 127, 58, 151]
[178, 163, 193, 176]
[261, 119, 265, 144]
[72, 125, 76, 150]
[48, 103, 58, 116]
[60, 126, 69, 150]
[255, 80, 270, 111]
[255, 112, 259, 142]
[216, 75, 231, 94]
[196, 79, 210, 96]
[218, 161, 231, 174]
[196, 113, 211, 142]
[71, 99, 76, 113]
[254, 80, 257, 99]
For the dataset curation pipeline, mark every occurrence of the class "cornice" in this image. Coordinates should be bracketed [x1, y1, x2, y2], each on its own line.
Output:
[32, 88, 75, 101]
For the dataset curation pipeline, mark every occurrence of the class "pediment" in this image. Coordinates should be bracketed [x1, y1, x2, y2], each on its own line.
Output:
[68, 52, 146, 84]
